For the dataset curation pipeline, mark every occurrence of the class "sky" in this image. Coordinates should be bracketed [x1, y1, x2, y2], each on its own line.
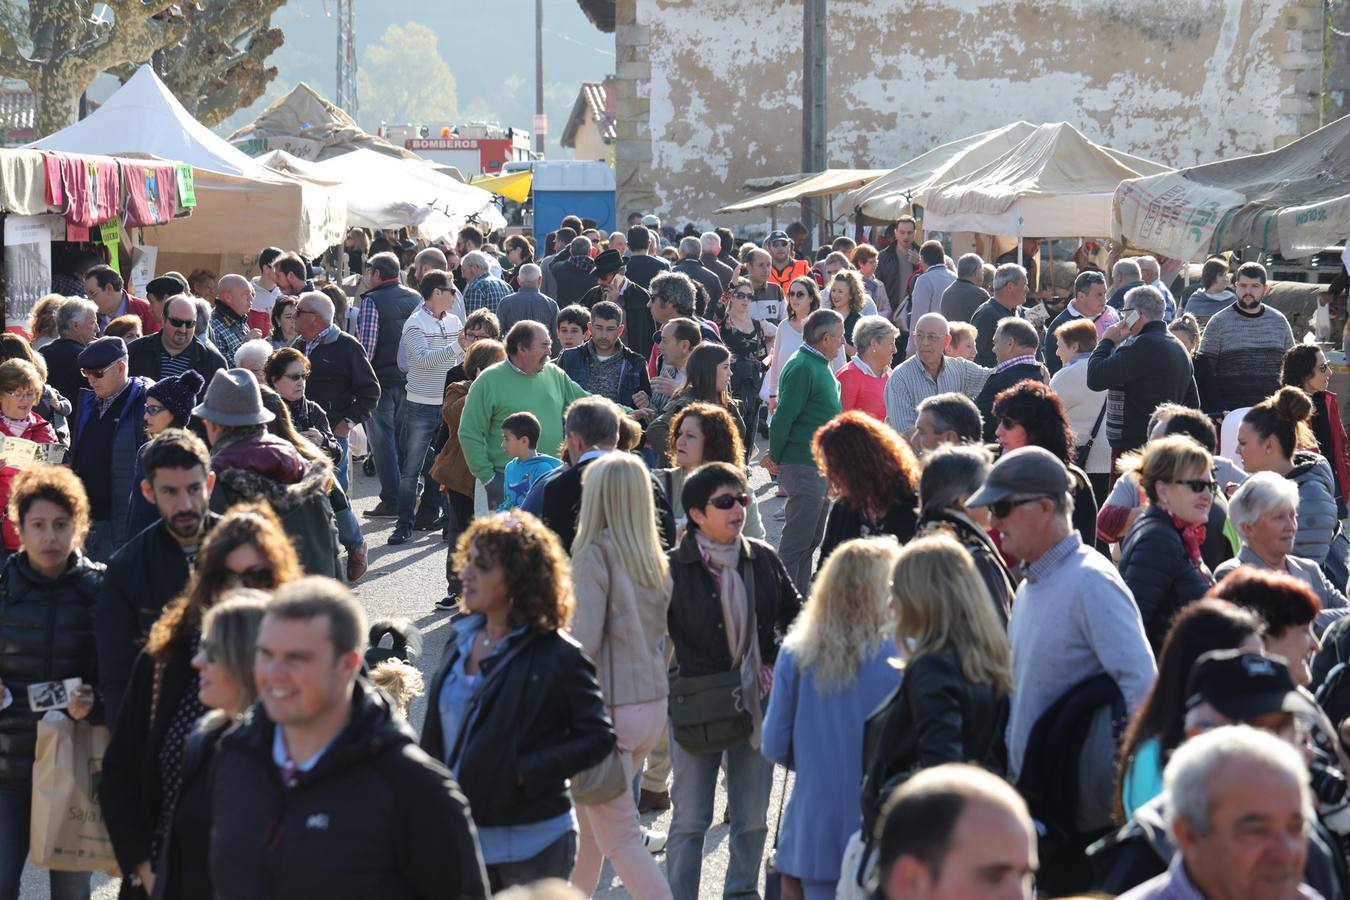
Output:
[217, 0, 615, 155]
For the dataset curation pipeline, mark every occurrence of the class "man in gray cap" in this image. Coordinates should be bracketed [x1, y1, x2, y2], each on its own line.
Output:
[195, 369, 342, 578]
[965, 446, 1155, 784]
[70, 336, 153, 561]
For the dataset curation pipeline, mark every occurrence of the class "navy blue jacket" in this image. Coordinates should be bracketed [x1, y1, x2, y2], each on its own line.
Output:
[557, 341, 650, 408]
[71, 377, 151, 546]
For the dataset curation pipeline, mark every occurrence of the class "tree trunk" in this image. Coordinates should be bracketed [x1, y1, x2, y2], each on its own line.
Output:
[35, 67, 82, 135]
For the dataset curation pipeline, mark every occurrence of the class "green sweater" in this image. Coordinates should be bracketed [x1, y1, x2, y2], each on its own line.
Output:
[458, 361, 590, 481]
[769, 345, 841, 466]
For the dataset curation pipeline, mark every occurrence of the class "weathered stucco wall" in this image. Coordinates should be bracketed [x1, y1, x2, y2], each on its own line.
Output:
[615, 0, 1325, 228]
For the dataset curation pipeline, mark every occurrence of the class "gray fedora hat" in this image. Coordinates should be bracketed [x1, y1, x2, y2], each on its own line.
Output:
[192, 368, 275, 426]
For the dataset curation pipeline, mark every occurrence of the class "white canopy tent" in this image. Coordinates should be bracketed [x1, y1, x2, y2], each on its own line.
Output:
[28, 66, 345, 257]
[302, 148, 506, 243]
[921, 123, 1172, 237]
[849, 122, 1040, 223]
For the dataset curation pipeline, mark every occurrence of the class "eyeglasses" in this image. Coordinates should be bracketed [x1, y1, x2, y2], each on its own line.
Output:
[295, 308, 318, 318]
[988, 495, 1050, 519]
[1170, 478, 1218, 494]
[221, 566, 276, 590]
[280, 371, 307, 382]
[144, 403, 167, 416]
[708, 492, 750, 510]
[731, 292, 755, 301]
[165, 315, 195, 329]
[4, 390, 36, 403]
[914, 331, 946, 344]
[81, 365, 113, 380]
[1317, 363, 1332, 373]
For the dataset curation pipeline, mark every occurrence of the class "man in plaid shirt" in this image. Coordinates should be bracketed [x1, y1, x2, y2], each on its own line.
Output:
[461, 251, 512, 315]
[210, 275, 262, 365]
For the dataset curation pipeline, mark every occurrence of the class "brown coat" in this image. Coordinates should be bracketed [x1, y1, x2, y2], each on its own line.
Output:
[429, 381, 474, 496]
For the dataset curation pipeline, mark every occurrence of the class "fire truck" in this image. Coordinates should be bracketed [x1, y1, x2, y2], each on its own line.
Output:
[379, 122, 535, 178]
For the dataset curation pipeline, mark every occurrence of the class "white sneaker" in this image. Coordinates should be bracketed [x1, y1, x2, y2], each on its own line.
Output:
[642, 829, 668, 854]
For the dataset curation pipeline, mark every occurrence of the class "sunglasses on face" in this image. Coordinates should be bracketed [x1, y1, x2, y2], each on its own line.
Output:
[221, 566, 276, 590]
[788, 290, 810, 298]
[731, 292, 754, 301]
[280, 371, 308, 382]
[144, 403, 167, 416]
[988, 495, 1049, 519]
[708, 492, 750, 510]
[81, 365, 113, 380]
[165, 315, 195, 329]
[1171, 478, 1217, 494]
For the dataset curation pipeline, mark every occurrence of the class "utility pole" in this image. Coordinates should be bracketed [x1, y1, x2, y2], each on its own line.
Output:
[534, 0, 545, 156]
[801, 0, 827, 248]
[336, 0, 357, 117]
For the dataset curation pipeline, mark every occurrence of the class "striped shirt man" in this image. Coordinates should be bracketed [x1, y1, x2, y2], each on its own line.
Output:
[885, 353, 993, 435]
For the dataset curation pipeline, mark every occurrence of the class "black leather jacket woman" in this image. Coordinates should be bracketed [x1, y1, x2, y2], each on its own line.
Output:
[859, 646, 1007, 837]
[420, 626, 614, 828]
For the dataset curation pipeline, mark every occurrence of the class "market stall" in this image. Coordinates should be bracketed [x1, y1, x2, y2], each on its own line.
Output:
[716, 169, 888, 229]
[1113, 113, 1350, 262]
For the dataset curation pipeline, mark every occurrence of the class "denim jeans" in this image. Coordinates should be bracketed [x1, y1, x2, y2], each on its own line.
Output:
[0, 780, 91, 900]
[334, 433, 351, 493]
[666, 735, 774, 900]
[368, 383, 405, 505]
[776, 464, 830, 594]
[485, 831, 577, 893]
[396, 400, 443, 528]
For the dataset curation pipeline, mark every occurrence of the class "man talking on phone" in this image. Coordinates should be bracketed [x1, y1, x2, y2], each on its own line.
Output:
[1086, 285, 1200, 456]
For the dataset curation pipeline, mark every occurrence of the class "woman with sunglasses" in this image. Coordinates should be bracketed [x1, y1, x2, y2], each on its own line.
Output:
[126, 370, 206, 537]
[269, 298, 299, 350]
[262, 349, 339, 462]
[1116, 435, 1217, 651]
[154, 591, 267, 900]
[665, 462, 802, 900]
[1236, 386, 1340, 571]
[0, 466, 101, 900]
[102, 504, 299, 899]
[0, 361, 58, 560]
[1281, 344, 1350, 518]
[718, 277, 773, 449]
[763, 276, 819, 415]
[991, 380, 1099, 550]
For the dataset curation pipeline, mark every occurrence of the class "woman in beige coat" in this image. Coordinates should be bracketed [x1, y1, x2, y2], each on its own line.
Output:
[568, 453, 674, 899]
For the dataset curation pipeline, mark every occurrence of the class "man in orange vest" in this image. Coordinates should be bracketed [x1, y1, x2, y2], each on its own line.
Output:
[766, 230, 811, 297]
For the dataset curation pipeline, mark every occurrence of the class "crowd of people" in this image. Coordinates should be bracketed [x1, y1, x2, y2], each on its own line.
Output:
[2, 209, 1350, 900]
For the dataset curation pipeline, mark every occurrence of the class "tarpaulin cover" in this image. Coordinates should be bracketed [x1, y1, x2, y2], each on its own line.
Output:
[229, 82, 422, 162]
[1113, 114, 1350, 261]
[28, 66, 345, 257]
[716, 169, 888, 214]
[921, 122, 1172, 237]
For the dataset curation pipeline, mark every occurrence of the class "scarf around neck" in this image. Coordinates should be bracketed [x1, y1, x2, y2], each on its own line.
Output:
[694, 530, 764, 748]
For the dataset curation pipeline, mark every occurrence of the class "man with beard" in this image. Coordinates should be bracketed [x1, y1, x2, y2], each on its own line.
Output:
[94, 429, 218, 721]
[1195, 262, 1294, 418]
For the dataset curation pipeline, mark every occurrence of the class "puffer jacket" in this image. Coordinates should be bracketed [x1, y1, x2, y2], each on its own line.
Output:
[1118, 504, 1215, 652]
[1289, 450, 1339, 566]
[210, 432, 341, 578]
[211, 680, 490, 900]
[429, 381, 473, 497]
[0, 552, 104, 784]
[859, 646, 1007, 839]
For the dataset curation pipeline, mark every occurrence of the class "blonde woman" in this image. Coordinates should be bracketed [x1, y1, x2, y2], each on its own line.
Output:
[761, 538, 901, 900]
[568, 454, 673, 900]
[858, 535, 1012, 843]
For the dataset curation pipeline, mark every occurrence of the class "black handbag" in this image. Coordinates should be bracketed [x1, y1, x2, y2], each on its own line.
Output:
[1074, 397, 1108, 467]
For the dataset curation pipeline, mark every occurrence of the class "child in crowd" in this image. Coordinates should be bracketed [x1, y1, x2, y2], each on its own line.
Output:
[556, 305, 591, 351]
[499, 411, 563, 510]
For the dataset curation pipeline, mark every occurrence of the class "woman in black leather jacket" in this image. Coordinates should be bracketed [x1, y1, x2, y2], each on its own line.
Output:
[860, 534, 1012, 839]
[0, 466, 102, 900]
[1117, 435, 1216, 652]
[420, 510, 614, 892]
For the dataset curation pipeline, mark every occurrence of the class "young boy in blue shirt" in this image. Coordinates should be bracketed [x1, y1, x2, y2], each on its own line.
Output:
[498, 411, 563, 510]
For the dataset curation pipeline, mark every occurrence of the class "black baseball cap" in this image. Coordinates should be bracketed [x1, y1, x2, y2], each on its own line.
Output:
[1185, 650, 1320, 721]
[766, 230, 791, 245]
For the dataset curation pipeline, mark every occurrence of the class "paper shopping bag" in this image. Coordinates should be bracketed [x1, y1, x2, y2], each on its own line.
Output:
[28, 717, 118, 874]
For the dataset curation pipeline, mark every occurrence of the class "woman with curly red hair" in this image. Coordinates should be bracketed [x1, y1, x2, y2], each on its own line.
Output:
[812, 410, 921, 568]
[992, 379, 1100, 550]
[419, 510, 614, 891]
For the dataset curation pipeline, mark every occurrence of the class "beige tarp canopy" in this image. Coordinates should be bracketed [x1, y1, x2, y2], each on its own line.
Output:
[716, 169, 888, 214]
[229, 82, 419, 162]
[850, 122, 1039, 223]
[922, 122, 1172, 237]
[28, 66, 345, 257]
[1114, 113, 1350, 261]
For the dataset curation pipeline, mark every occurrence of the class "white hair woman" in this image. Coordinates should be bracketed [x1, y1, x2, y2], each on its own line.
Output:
[569, 453, 673, 899]
[836, 314, 898, 421]
[1215, 471, 1348, 616]
[859, 535, 1012, 853]
[761, 537, 901, 900]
